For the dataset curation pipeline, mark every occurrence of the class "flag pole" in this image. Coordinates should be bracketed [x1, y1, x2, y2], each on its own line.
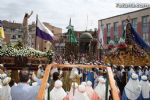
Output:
[35, 15, 38, 50]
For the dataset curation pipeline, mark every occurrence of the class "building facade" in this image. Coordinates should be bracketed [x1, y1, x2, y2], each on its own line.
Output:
[98, 7, 150, 46]
[59, 29, 98, 62]
[1, 20, 62, 51]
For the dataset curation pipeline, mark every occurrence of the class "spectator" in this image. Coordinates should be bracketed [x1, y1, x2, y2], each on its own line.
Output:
[11, 68, 42, 100]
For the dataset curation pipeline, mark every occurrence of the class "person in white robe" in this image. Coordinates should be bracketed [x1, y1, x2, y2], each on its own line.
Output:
[122, 73, 141, 100]
[50, 80, 67, 100]
[86, 81, 94, 98]
[0, 73, 12, 100]
[74, 84, 89, 100]
[128, 65, 135, 81]
[94, 77, 109, 100]
[140, 75, 150, 100]
[81, 81, 87, 86]
[67, 82, 78, 100]
[144, 66, 149, 76]
[70, 67, 81, 79]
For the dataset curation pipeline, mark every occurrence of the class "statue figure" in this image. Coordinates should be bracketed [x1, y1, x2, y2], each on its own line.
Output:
[22, 11, 33, 47]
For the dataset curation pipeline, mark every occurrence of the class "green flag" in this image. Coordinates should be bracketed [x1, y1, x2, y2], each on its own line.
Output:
[67, 18, 77, 44]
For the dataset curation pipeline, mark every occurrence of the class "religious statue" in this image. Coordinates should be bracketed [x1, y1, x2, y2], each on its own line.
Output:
[22, 11, 33, 47]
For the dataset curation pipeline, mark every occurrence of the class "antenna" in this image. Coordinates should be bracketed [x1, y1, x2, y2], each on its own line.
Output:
[86, 14, 88, 31]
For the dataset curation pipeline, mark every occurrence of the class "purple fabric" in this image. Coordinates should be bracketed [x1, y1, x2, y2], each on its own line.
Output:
[36, 27, 53, 41]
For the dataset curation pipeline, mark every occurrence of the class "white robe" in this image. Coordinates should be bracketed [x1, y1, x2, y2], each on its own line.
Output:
[0, 79, 2, 100]
[0, 75, 12, 100]
[74, 90, 89, 100]
[1, 85, 12, 100]
[86, 86, 94, 98]
[94, 82, 110, 100]
[124, 78, 141, 100]
[140, 80, 150, 99]
[50, 87, 66, 100]
[68, 87, 78, 100]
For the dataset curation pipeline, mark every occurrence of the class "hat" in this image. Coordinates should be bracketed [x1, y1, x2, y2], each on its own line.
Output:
[131, 73, 138, 80]
[138, 66, 141, 69]
[81, 82, 87, 86]
[131, 65, 134, 68]
[113, 65, 117, 69]
[98, 77, 106, 83]
[38, 64, 42, 68]
[78, 85, 86, 92]
[54, 80, 63, 88]
[145, 66, 148, 69]
[121, 65, 124, 68]
[86, 81, 92, 86]
[141, 75, 147, 81]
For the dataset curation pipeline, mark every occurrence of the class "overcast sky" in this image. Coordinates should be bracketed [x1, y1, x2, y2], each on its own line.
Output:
[0, 0, 149, 32]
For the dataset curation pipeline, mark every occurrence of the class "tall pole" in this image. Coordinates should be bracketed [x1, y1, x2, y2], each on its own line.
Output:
[35, 15, 38, 49]
[99, 20, 103, 63]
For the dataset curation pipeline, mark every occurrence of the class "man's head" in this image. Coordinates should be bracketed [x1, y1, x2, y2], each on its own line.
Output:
[19, 67, 29, 83]
[25, 13, 28, 17]
[52, 72, 60, 81]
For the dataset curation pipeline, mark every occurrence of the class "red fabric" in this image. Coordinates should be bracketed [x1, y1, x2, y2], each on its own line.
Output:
[116, 43, 127, 49]
[63, 95, 69, 100]
[108, 45, 115, 49]
[90, 91, 102, 100]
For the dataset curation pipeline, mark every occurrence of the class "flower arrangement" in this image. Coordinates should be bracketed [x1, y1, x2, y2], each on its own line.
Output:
[0, 43, 53, 65]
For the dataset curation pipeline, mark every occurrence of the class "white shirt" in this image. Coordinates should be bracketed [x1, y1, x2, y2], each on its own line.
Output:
[11, 78, 41, 100]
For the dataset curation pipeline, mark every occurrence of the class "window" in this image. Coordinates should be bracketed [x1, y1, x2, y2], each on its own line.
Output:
[131, 18, 137, 31]
[122, 20, 126, 31]
[107, 23, 111, 44]
[107, 37, 111, 44]
[101, 24, 104, 33]
[107, 23, 111, 36]
[18, 35, 22, 38]
[114, 22, 118, 35]
[11, 35, 16, 39]
[114, 22, 118, 43]
[142, 16, 149, 42]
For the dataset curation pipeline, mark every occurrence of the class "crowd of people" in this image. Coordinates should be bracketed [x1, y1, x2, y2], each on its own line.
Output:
[0, 61, 150, 100]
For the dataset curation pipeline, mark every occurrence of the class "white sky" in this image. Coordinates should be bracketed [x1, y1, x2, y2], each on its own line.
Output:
[0, 0, 149, 32]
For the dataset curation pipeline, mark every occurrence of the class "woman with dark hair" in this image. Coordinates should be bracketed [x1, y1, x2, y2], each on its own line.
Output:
[49, 72, 60, 90]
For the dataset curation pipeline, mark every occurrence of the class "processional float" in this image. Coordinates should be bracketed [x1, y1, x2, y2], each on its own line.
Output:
[103, 20, 150, 67]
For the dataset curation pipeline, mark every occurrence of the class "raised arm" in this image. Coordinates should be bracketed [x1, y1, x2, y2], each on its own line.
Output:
[28, 11, 33, 18]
